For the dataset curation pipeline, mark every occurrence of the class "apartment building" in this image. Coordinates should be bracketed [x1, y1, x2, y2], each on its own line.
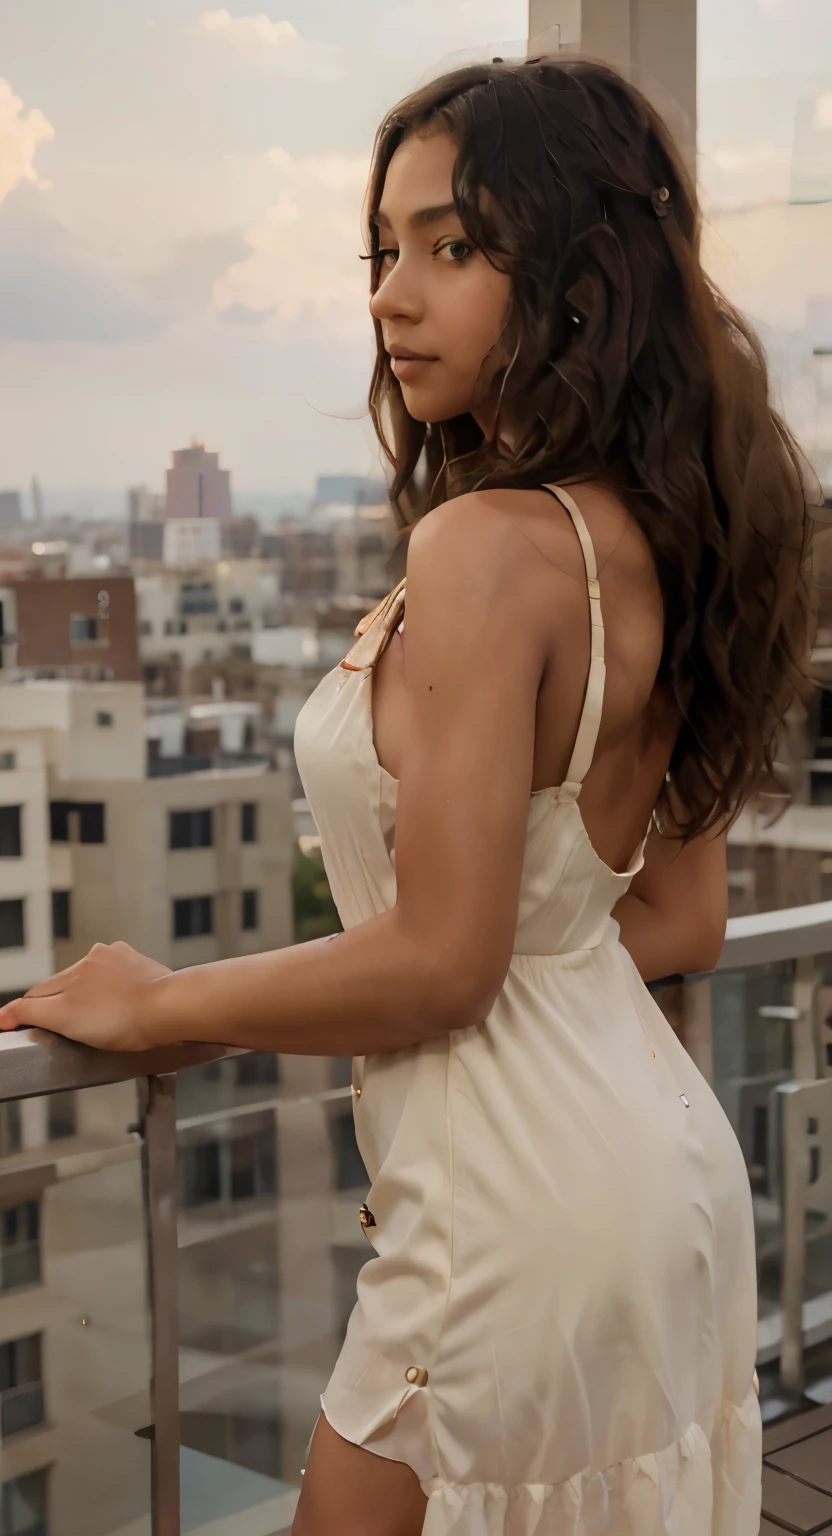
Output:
[264, 504, 394, 605]
[52, 766, 291, 972]
[0, 681, 292, 976]
[0, 731, 54, 1005]
[0, 577, 141, 682]
[0, 676, 296, 1534]
[136, 561, 281, 688]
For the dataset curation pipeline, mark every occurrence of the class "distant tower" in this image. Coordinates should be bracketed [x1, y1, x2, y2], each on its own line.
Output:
[164, 441, 232, 521]
[31, 475, 44, 528]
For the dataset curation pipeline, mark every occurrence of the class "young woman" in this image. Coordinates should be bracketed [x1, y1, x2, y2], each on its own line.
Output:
[1, 56, 812, 1536]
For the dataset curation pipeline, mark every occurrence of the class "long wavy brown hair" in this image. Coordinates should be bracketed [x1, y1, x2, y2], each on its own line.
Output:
[364, 56, 814, 838]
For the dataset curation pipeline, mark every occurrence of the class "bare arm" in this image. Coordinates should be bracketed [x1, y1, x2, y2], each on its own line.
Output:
[1, 497, 548, 1054]
[613, 817, 728, 982]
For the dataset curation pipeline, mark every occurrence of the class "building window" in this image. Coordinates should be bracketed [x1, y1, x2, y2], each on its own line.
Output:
[95, 711, 113, 728]
[49, 802, 105, 845]
[0, 806, 21, 858]
[69, 614, 106, 645]
[240, 802, 257, 843]
[169, 809, 213, 850]
[229, 597, 244, 614]
[179, 582, 218, 616]
[0, 1467, 48, 1536]
[0, 1334, 44, 1439]
[241, 889, 259, 931]
[235, 1052, 278, 1087]
[0, 1203, 41, 1292]
[179, 1121, 276, 1210]
[0, 1104, 21, 1157]
[78, 803, 105, 844]
[0, 752, 16, 772]
[172, 896, 213, 940]
[47, 1093, 76, 1141]
[229, 1125, 276, 1201]
[49, 802, 70, 842]
[70, 614, 97, 642]
[0, 901, 24, 950]
[51, 891, 70, 941]
[178, 1141, 221, 1208]
[139, 620, 153, 636]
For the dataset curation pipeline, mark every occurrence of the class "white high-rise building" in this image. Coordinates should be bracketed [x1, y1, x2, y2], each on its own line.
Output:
[161, 518, 222, 567]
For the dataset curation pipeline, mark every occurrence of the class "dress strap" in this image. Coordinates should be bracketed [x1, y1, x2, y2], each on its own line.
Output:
[542, 484, 606, 804]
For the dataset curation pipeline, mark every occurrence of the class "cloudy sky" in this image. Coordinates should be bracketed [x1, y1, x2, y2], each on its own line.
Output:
[0, 0, 830, 505]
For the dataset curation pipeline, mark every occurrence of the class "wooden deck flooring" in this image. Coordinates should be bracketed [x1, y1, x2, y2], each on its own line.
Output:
[762, 1402, 832, 1532]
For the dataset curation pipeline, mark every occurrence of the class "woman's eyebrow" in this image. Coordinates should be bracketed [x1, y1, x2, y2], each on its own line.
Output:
[372, 200, 459, 232]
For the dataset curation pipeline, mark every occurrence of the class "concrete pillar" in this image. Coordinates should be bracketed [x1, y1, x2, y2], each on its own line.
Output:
[528, 0, 697, 174]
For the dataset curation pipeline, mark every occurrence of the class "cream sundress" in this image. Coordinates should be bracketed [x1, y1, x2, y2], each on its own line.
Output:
[293, 485, 762, 1534]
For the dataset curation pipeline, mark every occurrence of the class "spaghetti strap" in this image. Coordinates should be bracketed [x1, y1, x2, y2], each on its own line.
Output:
[542, 484, 606, 803]
[340, 486, 605, 799]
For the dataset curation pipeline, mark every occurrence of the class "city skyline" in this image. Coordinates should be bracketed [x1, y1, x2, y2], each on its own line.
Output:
[0, 0, 830, 495]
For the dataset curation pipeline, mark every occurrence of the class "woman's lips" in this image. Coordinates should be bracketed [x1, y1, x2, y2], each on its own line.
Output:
[390, 354, 436, 382]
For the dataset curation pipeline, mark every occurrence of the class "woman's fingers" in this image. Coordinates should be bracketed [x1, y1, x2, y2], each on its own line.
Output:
[0, 995, 66, 1032]
[24, 964, 79, 999]
[0, 999, 24, 1030]
[0, 944, 162, 1049]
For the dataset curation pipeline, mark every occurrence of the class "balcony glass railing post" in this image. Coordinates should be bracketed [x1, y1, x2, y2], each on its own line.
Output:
[139, 1073, 181, 1536]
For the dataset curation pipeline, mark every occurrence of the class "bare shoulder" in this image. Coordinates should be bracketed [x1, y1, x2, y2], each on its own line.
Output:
[406, 490, 540, 580]
[410, 481, 652, 572]
[405, 488, 591, 618]
[403, 484, 661, 656]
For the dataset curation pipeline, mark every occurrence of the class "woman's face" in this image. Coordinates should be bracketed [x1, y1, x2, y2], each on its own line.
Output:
[369, 131, 512, 425]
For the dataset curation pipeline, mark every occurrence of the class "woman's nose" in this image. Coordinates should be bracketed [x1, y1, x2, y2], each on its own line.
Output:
[369, 261, 422, 324]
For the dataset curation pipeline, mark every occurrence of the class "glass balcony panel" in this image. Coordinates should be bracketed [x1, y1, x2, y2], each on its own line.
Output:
[712, 949, 832, 1404]
[175, 1058, 370, 1531]
[0, 1085, 152, 1536]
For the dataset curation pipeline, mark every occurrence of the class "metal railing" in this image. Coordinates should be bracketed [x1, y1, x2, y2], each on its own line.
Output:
[0, 902, 830, 1531]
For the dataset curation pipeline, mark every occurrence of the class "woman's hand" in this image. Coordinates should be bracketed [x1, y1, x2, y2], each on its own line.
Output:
[0, 942, 172, 1051]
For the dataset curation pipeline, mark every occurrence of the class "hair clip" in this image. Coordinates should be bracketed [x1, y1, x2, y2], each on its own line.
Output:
[651, 186, 673, 220]
[492, 56, 504, 63]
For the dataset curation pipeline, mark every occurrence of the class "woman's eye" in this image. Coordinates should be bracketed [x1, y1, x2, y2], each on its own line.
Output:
[438, 240, 472, 263]
[377, 248, 398, 270]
